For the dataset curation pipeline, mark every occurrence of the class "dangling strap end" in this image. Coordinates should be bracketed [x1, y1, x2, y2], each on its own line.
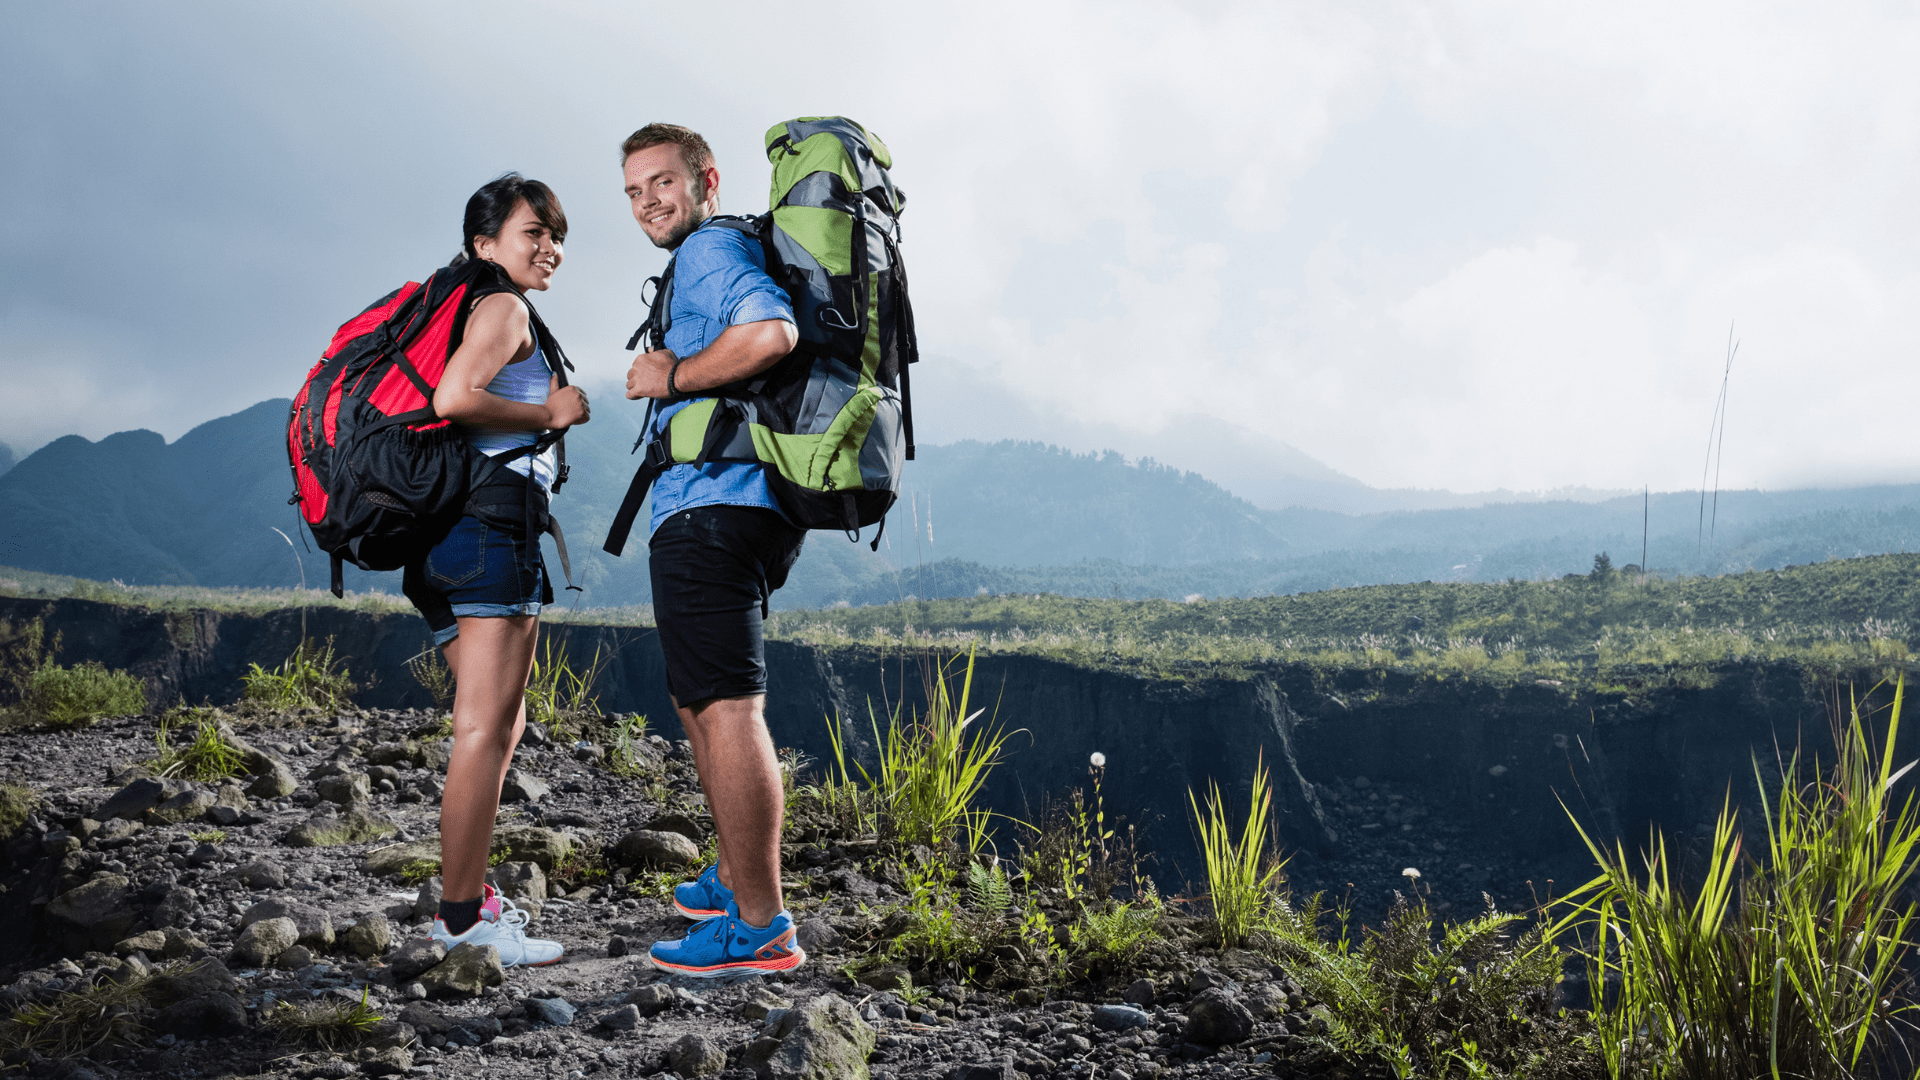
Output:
[330, 553, 344, 598]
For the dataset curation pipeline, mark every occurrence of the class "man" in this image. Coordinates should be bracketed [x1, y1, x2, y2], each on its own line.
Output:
[619, 123, 806, 976]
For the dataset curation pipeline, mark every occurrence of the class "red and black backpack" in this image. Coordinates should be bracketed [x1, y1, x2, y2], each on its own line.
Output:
[287, 258, 571, 595]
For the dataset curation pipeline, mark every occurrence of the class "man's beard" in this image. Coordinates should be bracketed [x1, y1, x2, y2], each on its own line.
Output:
[654, 192, 709, 250]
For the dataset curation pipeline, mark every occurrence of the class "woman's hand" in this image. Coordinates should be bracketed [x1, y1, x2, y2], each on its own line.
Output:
[546, 385, 590, 429]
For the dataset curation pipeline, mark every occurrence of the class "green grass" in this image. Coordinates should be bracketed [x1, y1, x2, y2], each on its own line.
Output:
[0, 968, 157, 1060]
[524, 638, 605, 741]
[187, 829, 227, 844]
[1189, 751, 1285, 948]
[242, 637, 353, 710]
[263, 988, 383, 1050]
[862, 649, 1022, 853]
[1550, 678, 1920, 1079]
[148, 708, 244, 781]
[0, 563, 416, 616]
[764, 555, 1920, 686]
[18, 660, 148, 727]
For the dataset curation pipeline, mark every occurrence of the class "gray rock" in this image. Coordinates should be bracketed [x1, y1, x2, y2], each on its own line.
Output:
[148, 788, 217, 825]
[500, 768, 550, 803]
[952, 1062, 1018, 1080]
[365, 741, 423, 768]
[486, 860, 547, 903]
[151, 883, 199, 928]
[418, 942, 503, 997]
[668, 1033, 728, 1076]
[1185, 988, 1255, 1047]
[232, 860, 288, 890]
[316, 772, 371, 806]
[738, 985, 790, 1020]
[212, 782, 251, 813]
[204, 805, 242, 827]
[355, 1045, 413, 1076]
[152, 991, 248, 1036]
[113, 930, 168, 955]
[412, 875, 444, 920]
[230, 917, 299, 967]
[1122, 978, 1156, 1007]
[598, 1004, 642, 1031]
[1093, 1003, 1153, 1030]
[93, 777, 169, 821]
[347, 915, 394, 959]
[490, 825, 571, 871]
[274, 944, 314, 970]
[285, 807, 396, 847]
[246, 759, 298, 799]
[795, 919, 843, 952]
[523, 996, 577, 1027]
[242, 899, 336, 950]
[615, 828, 700, 869]
[645, 811, 703, 841]
[400, 1000, 451, 1034]
[364, 839, 442, 878]
[621, 983, 675, 1016]
[47, 873, 135, 943]
[605, 935, 629, 958]
[1246, 983, 1289, 1019]
[740, 993, 877, 1080]
[217, 721, 282, 775]
[1189, 967, 1236, 993]
[386, 938, 446, 982]
[400, 981, 426, 1001]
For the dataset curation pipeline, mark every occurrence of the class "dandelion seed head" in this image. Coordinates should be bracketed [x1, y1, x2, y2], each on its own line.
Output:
[1089, 751, 1107, 768]
[1402, 867, 1421, 880]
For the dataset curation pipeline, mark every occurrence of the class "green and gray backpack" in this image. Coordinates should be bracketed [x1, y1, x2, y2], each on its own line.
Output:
[602, 116, 917, 556]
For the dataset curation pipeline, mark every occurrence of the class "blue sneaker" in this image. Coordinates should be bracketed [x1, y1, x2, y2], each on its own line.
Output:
[673, 864, 733, 921]
[649, 901, 805, 978]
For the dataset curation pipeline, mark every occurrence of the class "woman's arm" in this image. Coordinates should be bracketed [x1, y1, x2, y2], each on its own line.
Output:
[434, 292, 588, 430]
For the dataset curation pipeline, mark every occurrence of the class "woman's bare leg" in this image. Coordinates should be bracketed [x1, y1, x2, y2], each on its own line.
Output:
[438, 615, 537, 902]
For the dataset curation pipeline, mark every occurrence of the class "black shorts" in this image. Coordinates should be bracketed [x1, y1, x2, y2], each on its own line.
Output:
[649, 504, 806, 707]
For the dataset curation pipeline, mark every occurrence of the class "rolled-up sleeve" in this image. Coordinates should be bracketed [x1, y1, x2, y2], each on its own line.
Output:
[674, 228, 795, 329]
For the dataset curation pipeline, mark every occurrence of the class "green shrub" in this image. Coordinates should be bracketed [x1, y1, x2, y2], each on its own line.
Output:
[263, 987, 382, 1050]
[0, 783, 37, 837]
[406, 645, 454, 710]
[243, 637, 353, 710]
[1270, 896, 1599, 1078]
[148, 708, 243, 781]
[0, 965, 158, 1060]
[24, 660, 147, 727]
[524, 638, 605, 740]
[1552, 678, 1920, 1080]
[606, 712, 649, 777]
[187, 829, 227, 845]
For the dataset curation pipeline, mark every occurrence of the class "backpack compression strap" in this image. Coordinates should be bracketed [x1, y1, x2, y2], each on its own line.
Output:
[601, 398, 759, 557]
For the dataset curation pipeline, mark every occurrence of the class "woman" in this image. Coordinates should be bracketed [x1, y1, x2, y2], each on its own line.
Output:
[402, 173, 588, 966]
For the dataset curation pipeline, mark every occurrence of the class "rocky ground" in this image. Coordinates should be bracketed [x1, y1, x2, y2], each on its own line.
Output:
[0, 708, 1555, 1080]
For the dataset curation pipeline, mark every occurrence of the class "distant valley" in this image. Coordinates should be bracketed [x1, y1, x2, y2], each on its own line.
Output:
[4, 400, 1920, 610]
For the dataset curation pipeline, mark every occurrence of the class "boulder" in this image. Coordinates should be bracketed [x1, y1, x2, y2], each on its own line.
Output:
[412, 876, 444, 920]
[418, 942, 503, 997]
[365, 741, 422, 768]
[153, 991, 248, 1036]
[315, 772, 371, 806]
[668, 1033, 728, 1077]
[621, 983, 675, 1016]
[161, 928, 206, 960]
[1092, 1004, 1153, 1031]
[741, 993, 876, 1080]
[241, 899, 335, 950]
[739, 985, 791, 1021]
[354, 1046, 414, 1077]
[113, 930, 168, 956]
[399, 1000, 451, 1035]
[387, 938, 447, 982]
[285, 807, 395, 847]
[952, 1063, 1017, 1080]
[46, 873, 135, 944]
[92, 778, 170, 821]
[1185, 988, 1255, 1047]
[274, 944, 314, 970]
[646, 811, 704, 841]
[523, 996, 576, 1027]
[229, 917, 298, 967]
[500, 769, 550, 803]
[486, 860, 546, 903]
[148, 788, 217, 825]
[364, 839, 441, 877]
[347, 915, 394, 959]
[245, 759, 298, 799]
[598, 1004, 642, 1031]
[232, 860, 288, 890]
[489, 825, 570, 872]
[212, 782, 251, 812]
[615, 828, 699, 869]
[1122, 978, 1156, 1007]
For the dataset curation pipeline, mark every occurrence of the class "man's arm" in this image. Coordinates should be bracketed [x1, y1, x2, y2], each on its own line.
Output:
[623, 319, 797, 400]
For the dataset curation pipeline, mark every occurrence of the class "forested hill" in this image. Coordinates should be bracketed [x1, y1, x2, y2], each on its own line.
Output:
[4, 400, 1920, 609]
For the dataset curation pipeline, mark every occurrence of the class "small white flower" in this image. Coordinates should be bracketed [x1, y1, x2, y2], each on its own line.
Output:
[1089, 752, 1107, 768]
[1402, 867, 1422, 880]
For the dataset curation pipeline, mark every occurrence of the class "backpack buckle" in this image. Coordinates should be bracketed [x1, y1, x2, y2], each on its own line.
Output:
[641, 437, 673, 473]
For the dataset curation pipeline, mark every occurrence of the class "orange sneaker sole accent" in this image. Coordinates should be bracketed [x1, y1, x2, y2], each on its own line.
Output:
[648, 947, 806, 978]
[673, 899, 727, 920]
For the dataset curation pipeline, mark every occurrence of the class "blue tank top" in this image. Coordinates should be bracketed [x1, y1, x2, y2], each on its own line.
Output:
[461, 334, 558, 491]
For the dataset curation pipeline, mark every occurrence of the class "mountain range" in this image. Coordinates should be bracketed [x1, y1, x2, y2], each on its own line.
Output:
[4, 400, 1920, 610]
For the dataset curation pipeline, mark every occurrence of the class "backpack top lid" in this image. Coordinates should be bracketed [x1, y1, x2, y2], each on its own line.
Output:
[764, 117, 905, 221]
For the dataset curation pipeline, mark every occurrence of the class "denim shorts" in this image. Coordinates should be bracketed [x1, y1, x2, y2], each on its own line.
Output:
[402, 515, 551, 646]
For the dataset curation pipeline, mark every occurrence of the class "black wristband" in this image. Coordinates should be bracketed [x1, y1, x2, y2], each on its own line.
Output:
[667, 358, 685, 397]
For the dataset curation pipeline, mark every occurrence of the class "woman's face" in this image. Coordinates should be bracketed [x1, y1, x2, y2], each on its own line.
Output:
[473, 199, 562, 291]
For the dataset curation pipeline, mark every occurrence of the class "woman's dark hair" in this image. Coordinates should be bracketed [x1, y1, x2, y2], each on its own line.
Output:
[452, 172, 567, 266]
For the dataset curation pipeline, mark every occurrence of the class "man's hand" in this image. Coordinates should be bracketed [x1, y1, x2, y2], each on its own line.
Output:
[625, 348, 678, 400]
[546, 385, 591, 429]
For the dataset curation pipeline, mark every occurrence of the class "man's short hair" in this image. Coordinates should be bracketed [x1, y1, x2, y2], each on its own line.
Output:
[621, 124, 715, 193]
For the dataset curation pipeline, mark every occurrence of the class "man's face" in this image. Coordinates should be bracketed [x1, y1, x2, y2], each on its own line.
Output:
[624, 144, 714, 250]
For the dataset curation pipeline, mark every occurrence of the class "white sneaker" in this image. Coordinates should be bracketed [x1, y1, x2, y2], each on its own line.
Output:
[431, 888, 564, 967]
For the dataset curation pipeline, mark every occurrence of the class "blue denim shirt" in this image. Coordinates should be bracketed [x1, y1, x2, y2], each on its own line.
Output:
[642, 219, 796, 536]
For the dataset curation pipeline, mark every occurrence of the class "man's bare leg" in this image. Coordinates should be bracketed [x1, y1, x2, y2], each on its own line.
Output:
[438, 616, 536, 902]
[678, 694, 784, 926]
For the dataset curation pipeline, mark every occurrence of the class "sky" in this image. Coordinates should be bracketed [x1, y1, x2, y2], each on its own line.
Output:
[4, 1, 1919, 500]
